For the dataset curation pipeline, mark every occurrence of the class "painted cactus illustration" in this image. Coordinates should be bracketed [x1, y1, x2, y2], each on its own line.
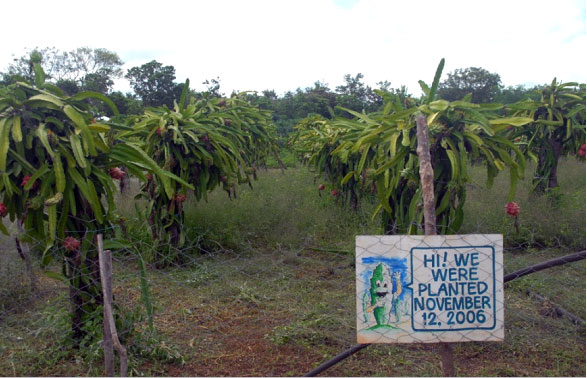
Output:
[365, 263, 403, 325]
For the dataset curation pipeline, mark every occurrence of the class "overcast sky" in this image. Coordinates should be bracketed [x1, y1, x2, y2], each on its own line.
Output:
[2, 0, 585, 96]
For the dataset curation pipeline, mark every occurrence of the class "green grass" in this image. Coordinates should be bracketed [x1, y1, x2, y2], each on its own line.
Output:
[265, 147, 299, 169]
[462, 158, 586, 251]
[176, 166, 380, 257]
[0, 158, 584, 376]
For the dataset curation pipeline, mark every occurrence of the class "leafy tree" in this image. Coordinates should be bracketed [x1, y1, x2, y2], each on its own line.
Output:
[437, 67, 502, 103]
[4, 47, 123, 91]
[202, 77, 223, 97]
[335, 73, 379, 114]
[125, 60, 177, 108]
[55, 79, 81, 96]
[80, 70, 115, 94]
[107, 91, 143, 116]
[376, 80, 393, 92]
[495, 84, 542, 104]
[289, 82, 335, 119]
[305, 81, 337, 116]
[242, 83, 337, 138]
[242, 90, 279, 112]
[4, 47, 64, 82]
[262, 89, 278, 100]
[67, 47, 123, 82]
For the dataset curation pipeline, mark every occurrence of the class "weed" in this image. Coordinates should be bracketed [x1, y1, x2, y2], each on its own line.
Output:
[180, 264, 221, 287]
[266, 311, 341, 347]
[233, 282, 271, 307]
[265, 147, 299, 169]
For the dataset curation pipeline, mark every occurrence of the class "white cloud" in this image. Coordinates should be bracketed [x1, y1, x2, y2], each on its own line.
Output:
[2, 0, 585, 96]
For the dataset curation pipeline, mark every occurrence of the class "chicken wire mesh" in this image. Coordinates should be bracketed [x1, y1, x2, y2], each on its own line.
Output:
[0, 217, 584, 376]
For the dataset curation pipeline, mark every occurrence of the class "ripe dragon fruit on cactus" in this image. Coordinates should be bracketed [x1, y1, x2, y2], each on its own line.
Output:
[109, 167, 126, 180]
[21, 175, 38, 190]
[505, 202, 520, 217]
[63, 236, 81, 252]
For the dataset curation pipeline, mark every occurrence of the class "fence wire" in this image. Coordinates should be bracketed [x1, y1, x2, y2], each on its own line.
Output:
[0, 209, 585, 376]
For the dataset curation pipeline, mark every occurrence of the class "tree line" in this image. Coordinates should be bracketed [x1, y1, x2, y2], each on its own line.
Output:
[1, 47, 545, 138]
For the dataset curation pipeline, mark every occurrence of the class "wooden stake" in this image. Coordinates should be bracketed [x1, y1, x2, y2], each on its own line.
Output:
[102, 299, 114, 377]
[98, 234, 128, 377]
[416, 115, 456, 377]
[416, 115, 436, 235]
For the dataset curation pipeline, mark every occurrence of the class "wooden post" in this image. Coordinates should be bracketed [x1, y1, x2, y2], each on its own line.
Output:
[102, 298, 114, 377]
[98, 234, 128, 377]
[416, 115, 456, 377]
[416, 115, 436, 235]
[101, 234, 115, 378]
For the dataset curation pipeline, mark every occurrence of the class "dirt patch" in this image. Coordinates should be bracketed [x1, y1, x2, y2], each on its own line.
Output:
[165, 302, 323, 376]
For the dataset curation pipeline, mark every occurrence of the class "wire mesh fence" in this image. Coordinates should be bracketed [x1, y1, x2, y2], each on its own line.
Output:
[0, 229, 357, 375]
[0, 228, 584, 376]
[0, 169, 585, 376]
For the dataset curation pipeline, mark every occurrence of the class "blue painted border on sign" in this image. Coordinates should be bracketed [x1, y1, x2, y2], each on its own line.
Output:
[409, 245, 497, 332]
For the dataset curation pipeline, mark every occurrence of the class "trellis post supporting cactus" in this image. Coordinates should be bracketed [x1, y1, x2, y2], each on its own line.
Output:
[416, 115, 456, 377]
[98, 234, 128, 377]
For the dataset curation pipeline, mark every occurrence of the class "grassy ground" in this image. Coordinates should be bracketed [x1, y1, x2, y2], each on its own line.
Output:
[0, 158, 584, 376]
[462, 158, 586, 251]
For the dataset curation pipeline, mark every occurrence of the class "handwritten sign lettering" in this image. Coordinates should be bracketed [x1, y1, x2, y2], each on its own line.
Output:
[356, 235, 504, 343]
[411, 246, 496, 332]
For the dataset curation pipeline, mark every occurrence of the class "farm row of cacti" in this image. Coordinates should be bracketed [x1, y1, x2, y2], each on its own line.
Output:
[0, 60, 280, 340]
[117, 85, 282, 265]
[290, 59, 586, 235]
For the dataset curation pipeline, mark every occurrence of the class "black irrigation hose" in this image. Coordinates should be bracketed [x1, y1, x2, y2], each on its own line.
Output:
[302, 250, 586, 377]
[303, 344, 370, 377]
[503, 250, 585, 283]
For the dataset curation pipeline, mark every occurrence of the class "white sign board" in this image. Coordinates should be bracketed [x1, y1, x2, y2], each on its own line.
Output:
[356, 234, 504, 343]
